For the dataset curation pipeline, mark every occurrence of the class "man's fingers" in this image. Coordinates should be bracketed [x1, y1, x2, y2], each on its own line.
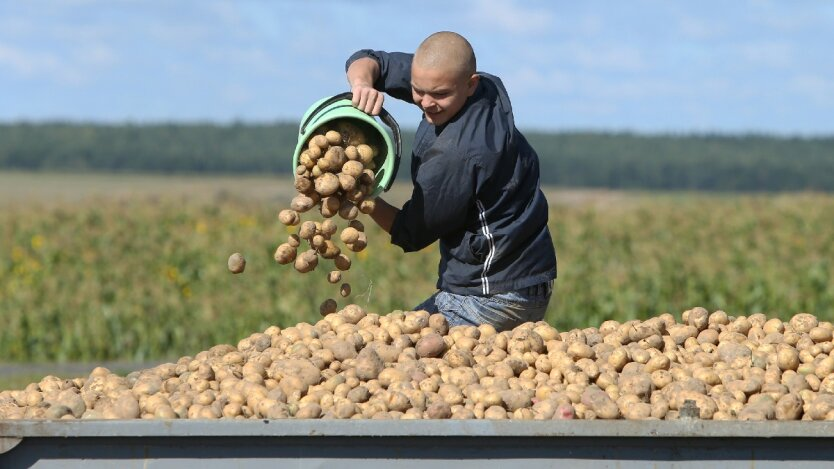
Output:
[362, 90, 376, 114]
[351, 86, 382, 116]
[357, 89, 370, 114]
[371, 94, 384, 116]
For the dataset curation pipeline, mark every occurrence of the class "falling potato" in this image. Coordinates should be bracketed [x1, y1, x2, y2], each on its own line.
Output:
[339, 283, 351, 297]
[319, 298, 338, 316]
[227, 253, 246, 274]
[270, 118, 384, 299]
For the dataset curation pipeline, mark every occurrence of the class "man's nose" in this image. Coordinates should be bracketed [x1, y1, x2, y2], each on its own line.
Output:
[421, 95, 434, 109]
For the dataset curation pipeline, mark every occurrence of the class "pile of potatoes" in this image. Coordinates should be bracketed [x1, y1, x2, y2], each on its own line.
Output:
[3, 307, 834, 421]
[273, 119, 381, 311]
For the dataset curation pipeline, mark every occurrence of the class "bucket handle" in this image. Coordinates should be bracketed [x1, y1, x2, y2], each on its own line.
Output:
[299, 92, 401, 193]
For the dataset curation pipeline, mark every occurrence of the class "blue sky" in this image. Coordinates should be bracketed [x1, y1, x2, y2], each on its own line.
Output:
[1, 0, 832, 134]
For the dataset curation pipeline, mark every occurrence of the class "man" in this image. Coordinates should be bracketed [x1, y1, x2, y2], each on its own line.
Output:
[345, 31, 556, 331]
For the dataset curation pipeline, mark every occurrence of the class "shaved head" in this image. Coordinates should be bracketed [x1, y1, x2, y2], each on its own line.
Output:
[414, 31, 476, 79]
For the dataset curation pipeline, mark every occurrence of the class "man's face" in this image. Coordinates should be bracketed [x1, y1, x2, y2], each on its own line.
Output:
[411, 64, 479, 126]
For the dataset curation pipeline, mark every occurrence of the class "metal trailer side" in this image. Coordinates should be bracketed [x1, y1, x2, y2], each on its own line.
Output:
[2, 419, 834, 468]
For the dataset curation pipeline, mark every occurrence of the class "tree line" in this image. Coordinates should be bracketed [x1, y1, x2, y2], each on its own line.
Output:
[1, 122, 832, 191]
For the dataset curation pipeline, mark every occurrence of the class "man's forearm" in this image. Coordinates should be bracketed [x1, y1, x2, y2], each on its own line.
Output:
[369, 197, 399, 234]
[346, 57, 380, 89]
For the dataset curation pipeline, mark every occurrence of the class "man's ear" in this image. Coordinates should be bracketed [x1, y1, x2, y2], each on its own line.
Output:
[466, 74, 480, 96]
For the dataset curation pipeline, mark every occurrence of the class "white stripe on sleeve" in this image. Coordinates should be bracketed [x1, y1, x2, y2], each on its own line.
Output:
[476, 200, 496, 295]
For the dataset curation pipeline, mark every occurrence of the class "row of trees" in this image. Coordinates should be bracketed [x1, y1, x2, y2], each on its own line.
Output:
[1, 122, 832, 191]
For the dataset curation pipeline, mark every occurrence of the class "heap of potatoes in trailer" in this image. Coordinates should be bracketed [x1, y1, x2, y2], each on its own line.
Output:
[2, 306, 834, 421]
[273, 120, 381, 311]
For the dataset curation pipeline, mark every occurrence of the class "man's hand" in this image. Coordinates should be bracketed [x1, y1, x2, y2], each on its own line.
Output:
[351, 83, 384, 116]
[346, 56, 383, 116]
[367, 197, 398, 234]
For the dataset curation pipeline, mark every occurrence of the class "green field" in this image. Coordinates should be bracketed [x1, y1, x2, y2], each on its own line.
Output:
[2, 171, 834, 369]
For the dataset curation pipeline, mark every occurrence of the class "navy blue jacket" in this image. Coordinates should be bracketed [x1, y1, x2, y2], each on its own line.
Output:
[346, 50, 557, 295]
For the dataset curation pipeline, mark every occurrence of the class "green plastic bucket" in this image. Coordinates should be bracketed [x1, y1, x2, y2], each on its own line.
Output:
[292, 92, 401, 197]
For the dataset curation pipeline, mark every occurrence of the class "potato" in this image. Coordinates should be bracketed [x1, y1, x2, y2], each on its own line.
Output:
[298, 221, 317, 240]
[686, 307, 709, 331]
[296, 403, 323, 419]
[294, 249, 318, 273]
[13, 303, 834, 422]
[580, 388, 619, 419]
[777, 344, 800, 371]
[354, 348, 384, 381]
[340, 227, 361, 244]
[338, 201, 359, 220]
[318, 240, 340, 260]
[315, 173, 340, 197]
[339, 304, 367, 324]
[290, 195, 315, 213]
[320, 196, 341, 218]
[426, 401, 453, 419]
[621, 401, 652, 420]
[340, 219, 361, 232]
[790, 313, 818, 334]
[810, 326, 833, 343]
[416, 333, 447, 358]
[325, 146, 347, 168]
[356, 144, 375, 165]
[299, 152, 315, 170]
[325, 130, 342, 146]
[294, 176, 313, 194]
[359, 199, 376, 215]
[319, 219, 337, 236]
[327, 271, 342, 284]
[333, 253, 352, 271]
[501, 389, 532, 411]
[359, 169, 376, 187]
[347, 233, 367, 252]
[345, 145, 359, 161]
[338, 173, 357, 192]
[273, 244, 297, 265]
[310, 234, 325, 250]
[336, 120, 367, 146]
[316, 154, 339, 171]
[345, 188, 365, 204]
[340, 283, 351, 298]
[775, 393, 803, 420]
[341, 160, 364, 178]
[309, 134, 328, 151]
[278, 209, 300, 226]
[227, 253, 246, 274]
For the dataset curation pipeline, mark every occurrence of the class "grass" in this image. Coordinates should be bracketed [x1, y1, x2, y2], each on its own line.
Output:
[1, 171, 833, 369]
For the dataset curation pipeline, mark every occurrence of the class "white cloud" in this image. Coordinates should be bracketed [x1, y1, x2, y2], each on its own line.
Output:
[147, 22, 212, 46]
[678, 17, 726, 40]
[0, 41, 109, 85]
[0, 17, 33, 38]
[736, 41, 793, 69]
[791, 74, 834, 104]
[503, 67, 573, 96]
[468, 0, 553, 34]
[505, 40, 646, 76]
[0, 42, 59, 76]
[204, 46, 285, 77]
[75, 43, 118, 67]
[751, 5, 825, 33]
[562, 42, 646, 71]
[221, 83, 253, 106]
